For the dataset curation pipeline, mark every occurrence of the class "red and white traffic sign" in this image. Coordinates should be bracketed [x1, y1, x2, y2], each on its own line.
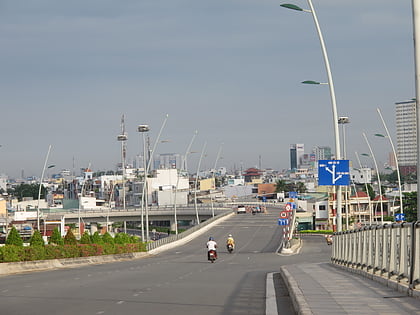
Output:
[280, 211, 288, 218]
[285, 203, 292, 211]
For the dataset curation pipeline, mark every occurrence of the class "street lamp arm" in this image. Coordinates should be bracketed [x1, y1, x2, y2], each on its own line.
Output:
[280, 3, 311, 13]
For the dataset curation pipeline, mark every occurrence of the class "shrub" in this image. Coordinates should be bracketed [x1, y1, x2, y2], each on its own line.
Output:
[64, 229, 78, 245]
[91, 231, 104, 245]
[49, 227, 64, 245]
[78, 244, 104, 257]
[24, 246, 46, 261]
[30, 230, 45, 247]
[102, 232, 114, 244]
[1, 245, 25, 262]
[79, 231, 92, 244]
[114, 232, 131, 244]
[6, 227, 24, 246]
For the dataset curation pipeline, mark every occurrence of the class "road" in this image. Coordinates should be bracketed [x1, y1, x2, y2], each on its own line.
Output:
[0, 208, 331, 315]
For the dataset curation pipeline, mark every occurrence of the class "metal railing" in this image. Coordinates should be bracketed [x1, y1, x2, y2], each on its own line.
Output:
[331, 221, 420, 292]
[146, 210, 233, 251]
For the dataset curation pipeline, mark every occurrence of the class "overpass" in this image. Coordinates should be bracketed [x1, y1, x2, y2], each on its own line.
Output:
[39, 203, 277, 230]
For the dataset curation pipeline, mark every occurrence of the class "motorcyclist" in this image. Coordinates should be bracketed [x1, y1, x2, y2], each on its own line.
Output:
[226, 234, 235, 250]
[206, 237, 218, 260]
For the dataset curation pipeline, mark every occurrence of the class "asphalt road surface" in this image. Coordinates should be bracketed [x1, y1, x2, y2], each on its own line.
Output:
[0, 209, 331, 315]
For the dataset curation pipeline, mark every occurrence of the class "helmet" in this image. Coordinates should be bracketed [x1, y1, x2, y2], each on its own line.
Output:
[209, 237, 214, 241]
[228, 234, 232, 237]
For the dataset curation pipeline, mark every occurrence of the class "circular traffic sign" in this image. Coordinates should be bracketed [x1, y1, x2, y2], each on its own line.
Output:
[280, 211, 288, 218]
[285, 203, 291, 211]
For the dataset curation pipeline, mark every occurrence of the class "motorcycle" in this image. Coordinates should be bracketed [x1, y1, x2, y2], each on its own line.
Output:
[325, 235, 333, 245]
[227, 243, 234, 254]
[208, 250, 217, 263]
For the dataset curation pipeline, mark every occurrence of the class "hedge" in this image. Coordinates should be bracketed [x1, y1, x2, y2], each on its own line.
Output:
[0, 242, 147, 263]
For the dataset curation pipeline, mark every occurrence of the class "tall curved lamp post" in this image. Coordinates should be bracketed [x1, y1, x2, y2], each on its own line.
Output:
[412, 0, 420, 220]
[355, 152, 373, 225]
[210, 144, 223, 218]
[194, 142, 207, 223]
[174, 130, 198, 234]
[137, 124, 150, 242]
[362, 132, 384, 224]
[375, 107, 403, 215]
[282, 1, 342, 231]
[37, 144, 52, 231]
[142, 114, 169, 241]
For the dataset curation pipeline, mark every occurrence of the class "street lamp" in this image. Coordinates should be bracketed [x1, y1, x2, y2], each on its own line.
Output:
[375, 107, 403, 215]
[355, 152, 373, 225]
[194, 142, 207, 223]
[362, 132, 384, 224]
[283, 1, 343, 231]
[174, 130, 198, 235]
[412, 0, 420, 221]
[142, 114, 169, 241]
[37, 145, 52, 231]
[137, 124, 150, 242]
[210, 143, 223, 218]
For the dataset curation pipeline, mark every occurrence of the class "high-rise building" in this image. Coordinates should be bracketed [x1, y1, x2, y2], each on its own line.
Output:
[153, 153, 182, 170]
[312, 146, 332, 161]
[290, 144, 304, 170]
[395, 100, 417, 174]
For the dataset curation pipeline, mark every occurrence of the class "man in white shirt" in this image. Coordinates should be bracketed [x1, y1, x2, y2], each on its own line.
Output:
[206, 237, 218, 260]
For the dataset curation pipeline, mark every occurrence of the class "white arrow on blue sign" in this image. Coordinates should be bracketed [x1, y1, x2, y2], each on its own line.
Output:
[318, 160, 350, 186]
[278, 218, 289, 226]
[395, 213, 405, 221]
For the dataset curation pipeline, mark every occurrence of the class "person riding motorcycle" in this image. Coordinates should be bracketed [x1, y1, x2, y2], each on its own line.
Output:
[226, 234, 235, 250]
[206, 237, 218, 260]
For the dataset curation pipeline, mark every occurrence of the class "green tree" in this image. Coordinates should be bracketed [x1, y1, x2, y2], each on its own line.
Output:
[64, 229, 78, 245]
[6, 226, 24, 246]
[49, 227, 64, 245]
[29, 230, 45, 247]
[403, 192, 418, 222]
[362, 184, 375, 200]
[8, 183, 46, 201]
[274, 180, 288, 193]
[79, 231, 92, 244]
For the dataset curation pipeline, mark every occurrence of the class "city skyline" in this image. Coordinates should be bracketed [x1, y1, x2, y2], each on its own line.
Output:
[0, 1, 414, 178]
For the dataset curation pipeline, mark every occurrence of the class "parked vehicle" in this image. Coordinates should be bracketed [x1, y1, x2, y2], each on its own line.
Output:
[237, 205, 246, 214]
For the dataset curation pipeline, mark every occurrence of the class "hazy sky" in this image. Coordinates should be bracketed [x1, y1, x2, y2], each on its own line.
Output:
[0, 0, 415, 178]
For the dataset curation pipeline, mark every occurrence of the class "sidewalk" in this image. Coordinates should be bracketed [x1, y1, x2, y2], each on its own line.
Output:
[280, 262, 420, 315]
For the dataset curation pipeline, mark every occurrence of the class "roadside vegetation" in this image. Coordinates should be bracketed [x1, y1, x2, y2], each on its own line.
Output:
[0, 227, 146, 263]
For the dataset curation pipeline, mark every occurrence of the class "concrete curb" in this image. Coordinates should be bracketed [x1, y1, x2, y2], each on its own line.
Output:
[279, 266, 313, 315]
[265, 272, 278, 315]
[0, 252, 150, 276]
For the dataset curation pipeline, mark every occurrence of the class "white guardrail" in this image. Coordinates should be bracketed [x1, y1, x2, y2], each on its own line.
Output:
[331, 221, 420, 295]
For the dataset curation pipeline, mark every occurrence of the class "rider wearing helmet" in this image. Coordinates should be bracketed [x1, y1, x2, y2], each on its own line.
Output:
[226, 234, 235, 249]
[206, 237, 218, 260]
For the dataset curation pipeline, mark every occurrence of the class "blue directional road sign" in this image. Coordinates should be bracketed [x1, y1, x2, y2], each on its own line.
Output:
[395, 213, 405, 222]
[289, 191, 298, 199]
[278, 218, 289, 226]
[318, 160, 350, 186]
